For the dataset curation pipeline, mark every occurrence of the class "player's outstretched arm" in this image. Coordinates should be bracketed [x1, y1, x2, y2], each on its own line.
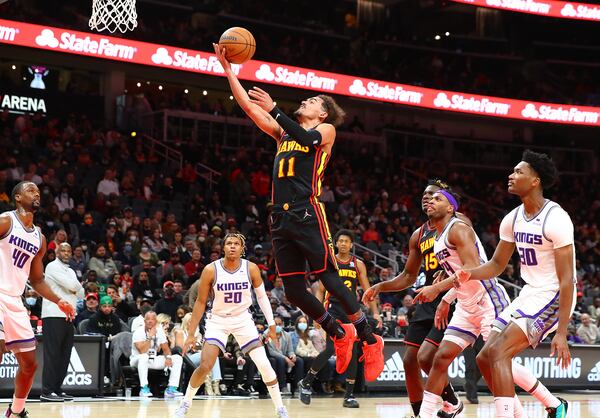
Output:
[456, 240, 515, 284]
[184, 264, 215, 354]
[213, 43, 281, 140]
[363, 228, 421, 303]
[249, 262, 276, 339]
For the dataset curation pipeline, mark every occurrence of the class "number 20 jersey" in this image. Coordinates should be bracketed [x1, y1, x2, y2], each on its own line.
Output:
[210, 258, 253, 317]
[499, 200, 576, 292]
[0, 211, 41, 297]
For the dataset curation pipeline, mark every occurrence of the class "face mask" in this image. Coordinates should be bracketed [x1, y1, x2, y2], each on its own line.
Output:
[81, 245, 88, 251]
[26, 297, 37, 306]
[129, 236, 138, 242]
[297, 323, 308, 332]
[141, 246, 149, 252]
[275, 325, 282, 334]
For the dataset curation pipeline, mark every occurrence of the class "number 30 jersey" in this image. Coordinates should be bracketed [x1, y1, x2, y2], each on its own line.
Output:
[500, 200, 576, 292]
[0, 211, 42, 296]
[210, 258, 253, 317]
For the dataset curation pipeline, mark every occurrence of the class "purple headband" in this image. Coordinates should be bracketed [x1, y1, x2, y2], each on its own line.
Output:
[438, 190, 459, 212]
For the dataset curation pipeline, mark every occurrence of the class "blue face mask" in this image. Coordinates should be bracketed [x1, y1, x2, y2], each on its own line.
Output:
[26, 297, 37, 306]
[275, 325, 282, 334]
[297, 323, 308, 332]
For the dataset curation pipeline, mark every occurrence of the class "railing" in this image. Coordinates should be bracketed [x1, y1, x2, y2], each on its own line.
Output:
[140, 134, 183, 170]
[352, 242, 400, 275]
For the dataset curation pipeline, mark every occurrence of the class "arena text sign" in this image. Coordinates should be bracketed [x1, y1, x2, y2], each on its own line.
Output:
[0, 18, 598, 126]
[449, 0, 600, 21]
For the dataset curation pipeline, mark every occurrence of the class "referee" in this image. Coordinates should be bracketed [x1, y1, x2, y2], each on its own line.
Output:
[41, 243, 84, 402]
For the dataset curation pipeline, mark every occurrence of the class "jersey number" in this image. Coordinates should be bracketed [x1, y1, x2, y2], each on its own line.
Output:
[518, 248, 538, 266]
[343, 279, 352, 289]
[12, 248, 30, 269]
[440, 261, 455, 274]
[424, 252, 438, 271]
[224, 292, 242, 304]
[277, 157, 296, 178]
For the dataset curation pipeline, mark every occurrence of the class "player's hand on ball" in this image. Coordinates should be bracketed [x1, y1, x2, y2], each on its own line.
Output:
[248, 87, 275, 112]
[182, 335, 197, 356]
[57, 299, 75, 321]
[212, 43, 231, 71]
[414, 285, 440, 304]
[267, 324, 277, 343]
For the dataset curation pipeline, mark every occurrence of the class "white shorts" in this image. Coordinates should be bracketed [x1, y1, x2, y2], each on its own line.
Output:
[444, 296, 496, 350]
[204, 311, 261, 354]
[492, 283, 576, 348]
[0, 292, 36, 353]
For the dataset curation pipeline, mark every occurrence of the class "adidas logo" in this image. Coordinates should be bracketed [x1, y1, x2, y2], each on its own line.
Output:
[377, 351, 405, 381]
[63, 347, 92, 386]
[588, 361, 600, 382]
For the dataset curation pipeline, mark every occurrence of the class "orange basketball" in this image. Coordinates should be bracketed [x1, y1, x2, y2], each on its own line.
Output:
[218, 27, 256, 64]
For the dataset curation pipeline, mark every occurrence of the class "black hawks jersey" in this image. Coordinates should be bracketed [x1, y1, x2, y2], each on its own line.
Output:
[324, 256, 359, 308]
[412, 222, 445, 322]
[272, 130, 329, 205]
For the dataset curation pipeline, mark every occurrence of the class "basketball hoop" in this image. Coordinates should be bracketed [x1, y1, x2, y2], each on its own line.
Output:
[89, 0, 137, 33]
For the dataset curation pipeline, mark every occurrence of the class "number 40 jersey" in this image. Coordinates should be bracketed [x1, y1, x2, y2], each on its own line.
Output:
[0, 211, 41, 297]
[210, 258, 253, 317]
[500, 199, 577, 292]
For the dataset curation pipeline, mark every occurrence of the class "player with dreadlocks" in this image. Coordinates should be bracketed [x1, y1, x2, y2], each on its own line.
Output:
[175, 233, 288, 418]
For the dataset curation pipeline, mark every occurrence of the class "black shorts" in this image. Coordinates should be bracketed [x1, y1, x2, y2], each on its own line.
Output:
[271, 201, 336, 276]
[404, 319, 445, 349]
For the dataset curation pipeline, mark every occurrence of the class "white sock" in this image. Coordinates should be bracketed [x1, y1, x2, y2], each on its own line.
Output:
[420, 391, 442, 418]
[267, 382, 284, 410]
[495, 396, 514, 418]
[514, 394, 526, 418]
[530, 381, 560, 408]
[184, 383, 200, 403]
[12, 397, 26, 414]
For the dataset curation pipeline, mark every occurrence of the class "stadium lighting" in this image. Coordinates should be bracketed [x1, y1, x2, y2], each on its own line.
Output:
[434, 35, 441, 40]
[158, 85, 163, 90]
[203, 90, 208, 96]
[131, 131, 137, 137]
[136, 82, 141, 87]
[445, 32, 450, 36]
[184, 89, 189, 94]
[229, 95, 234, 100]
[11, 65, 16, 70]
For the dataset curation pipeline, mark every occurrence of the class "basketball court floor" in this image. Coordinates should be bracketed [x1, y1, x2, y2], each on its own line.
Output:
[2, 393, 599, 418]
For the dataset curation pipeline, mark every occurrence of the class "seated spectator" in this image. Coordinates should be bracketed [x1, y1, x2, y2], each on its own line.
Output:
[145, 228, 169, 259]
[130, 311, 183, 397]
[79, 213, 102, 245]
[88, 296, 122, 338]
[116, 240, 138, 270]
[69, 245, 88, 280]
[47, 229, 68, 252]
[184, 249, 204, 278]
[172, 279, 185, 298]
[75, 293, 99, 326]
[270, 277, 285, 303]
[275, 296, 302, 325]
[155, 281, 184, 319]
[577, 313, 599, 344]
[131, 299, 155, 333]
[24, 289, 42, 319]
[132, 270, 158, 301]
[106, 284, 138, 323]
[220, 334, 256, 396]
[266, 316, 304, 395]
[112, 273, 135, 303]
[292, 316, 319, 375]
[88, 244, 119, 283]
[567, 324, 585, 344]
[589, 297, 600, 323]
[397, 294, 415, 317]
[138, 244, 160, 266]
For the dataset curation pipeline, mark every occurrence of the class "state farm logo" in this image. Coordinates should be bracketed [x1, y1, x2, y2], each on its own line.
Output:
[35, 29, 137, 59]
[521, 103, 599, 123]
[0, 25, 18, 42]
[588, 361, 600, 381]
[485, 0, 550, 14]
[433, 92, 510, 115]
[348, 79, 423, 104]
[63, 347, 92, 386]
[561, 3, 600, 20]
[254, 64, 337, 91]
[151, 47, 240, 74]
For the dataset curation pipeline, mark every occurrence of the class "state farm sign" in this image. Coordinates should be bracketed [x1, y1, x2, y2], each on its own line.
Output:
[450, 0, 600, 21]
[0, 18, 598, 127]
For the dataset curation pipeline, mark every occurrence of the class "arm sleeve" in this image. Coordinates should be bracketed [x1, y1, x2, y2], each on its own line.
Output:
[254, 283, 275, 326]
[499, 209, 517, 243]
[543, 207, 574, 249]
[442, 288, 457, 304]
[268, 107, 322, 147]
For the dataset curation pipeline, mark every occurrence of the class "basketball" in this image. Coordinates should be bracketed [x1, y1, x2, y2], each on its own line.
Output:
[218, 27, 256, 64]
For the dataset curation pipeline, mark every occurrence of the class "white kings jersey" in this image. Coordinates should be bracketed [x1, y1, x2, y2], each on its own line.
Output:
[434, 217, 510, 314]
[500, 200, 576, 292]
[210, 258, 253, 317]
[0, 211, 42, 296]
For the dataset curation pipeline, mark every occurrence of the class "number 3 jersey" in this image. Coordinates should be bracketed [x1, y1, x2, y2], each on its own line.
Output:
[0, 211, 41, 297]
[499, 199, 576, 292]
[210, 258, 253, 317]
[434, 217, 509, 314]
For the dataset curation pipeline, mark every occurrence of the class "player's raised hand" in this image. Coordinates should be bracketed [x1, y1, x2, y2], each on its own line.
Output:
[182, 335, 197, 356]
[57, 299, 75, 321]
[414, 285, 441, 304]
[550, 333, 571, 369]
[362, 284, 380, 303]
[212, 43, 231, 71]
[248, 87, 275, 112]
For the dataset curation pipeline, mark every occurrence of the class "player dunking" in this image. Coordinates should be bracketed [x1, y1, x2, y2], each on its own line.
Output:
[447, 150, 575, 418]
[175, 233, 288, 418]
[213, 44, 384, 382]
[298, 229, 381, 408]
[362, 180, 463, 417]
[0, 182, 75, 418]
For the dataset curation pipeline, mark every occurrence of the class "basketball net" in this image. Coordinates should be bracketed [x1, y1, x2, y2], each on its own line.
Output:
[89, 0, 138, 33]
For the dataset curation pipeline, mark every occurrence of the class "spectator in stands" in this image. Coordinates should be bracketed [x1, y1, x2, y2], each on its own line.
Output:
[60, 212, 80, 246]
[24, 289, 42, 319]
[155, 281, 183, 319]
[130, 311, 183, 397]
[172, 280, 185, 298]
[54, 186, 74, 212]
[589, 297, 600, 323]
[79, 213, 102, 244]
[184, 249, 204, 279]
[292, 316, 319, 375]
[76, 293, 99, 326]
[47, 229, 68, 252]
[145, 228, 169, 259]
[270, 276, 285, 303]
[275, 296, 302, 325]
[567, 324, 585, 344]
[131, 299, 155, 332]
[88, 295, 123, 337]
[88, 244, 119, 283]
[577, 313, 599, 344]
[159, 252, 187, 282]
[116, 239, 138, 270]
[267, 316, 304, 395]
[97, 168, 120, 196]
[138, 244, 159, 266]
[132, 270, 158, 301]
[106, 284, 138, 322]
[362, 222, 381, 247]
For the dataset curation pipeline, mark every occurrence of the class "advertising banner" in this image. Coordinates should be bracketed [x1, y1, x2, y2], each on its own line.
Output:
[0, 19, 599, 126]
[0, 335, 105, 396]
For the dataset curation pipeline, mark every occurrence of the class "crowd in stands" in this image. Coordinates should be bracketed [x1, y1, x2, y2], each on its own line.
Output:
[2, 0, 599, 106]
[1, 102, 599, 395]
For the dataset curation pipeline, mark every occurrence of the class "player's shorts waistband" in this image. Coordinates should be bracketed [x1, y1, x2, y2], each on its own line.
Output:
[272, 200, 315, 213]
